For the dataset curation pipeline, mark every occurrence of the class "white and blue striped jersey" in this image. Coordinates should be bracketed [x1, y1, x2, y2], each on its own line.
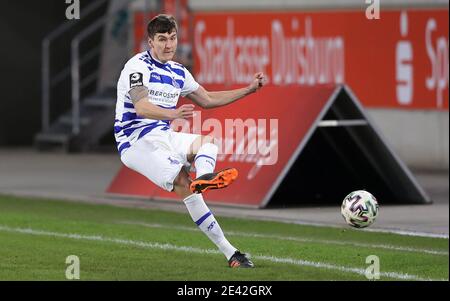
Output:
[115, 51, 199, 156]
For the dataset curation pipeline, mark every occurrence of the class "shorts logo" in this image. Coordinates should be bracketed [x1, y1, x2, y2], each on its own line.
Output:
[167, 157, 180, 165]
[130, 72, 143, 88]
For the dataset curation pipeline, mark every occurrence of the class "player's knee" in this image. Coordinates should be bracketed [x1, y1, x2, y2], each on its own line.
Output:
[201, 135, 217, 146]
[173, 169, 191, 190]
[189, 135, 217, 159]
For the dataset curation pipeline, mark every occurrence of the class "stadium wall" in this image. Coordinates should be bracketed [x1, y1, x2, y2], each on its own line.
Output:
[186, 0, 449, 171]
[368, 109, 448, 170]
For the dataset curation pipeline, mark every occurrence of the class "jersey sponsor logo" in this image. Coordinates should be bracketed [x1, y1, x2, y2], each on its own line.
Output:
[148, 89, 179, 99]
[130, 72, 143, 88]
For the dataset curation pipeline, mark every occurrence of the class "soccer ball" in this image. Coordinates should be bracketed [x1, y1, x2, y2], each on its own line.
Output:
[341, 190, 379, 228]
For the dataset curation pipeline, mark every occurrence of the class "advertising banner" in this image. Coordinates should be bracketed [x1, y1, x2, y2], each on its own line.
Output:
[192, 10, 448, 110]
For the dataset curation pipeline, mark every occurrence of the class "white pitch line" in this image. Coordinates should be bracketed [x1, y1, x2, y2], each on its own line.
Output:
[0, 225, 446, 281]
[0, 225, 220, 255]
[255, 255, 443, 281]
[118, 221, 449, 256]
[258, 218, 449, 239]
[362, 228, 449, 239]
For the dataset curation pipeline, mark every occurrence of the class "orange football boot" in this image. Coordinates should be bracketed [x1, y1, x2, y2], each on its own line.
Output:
[190, 168, 238, 194]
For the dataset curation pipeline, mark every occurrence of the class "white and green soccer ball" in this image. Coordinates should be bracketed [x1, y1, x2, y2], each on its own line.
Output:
[341, 190, 379, 228]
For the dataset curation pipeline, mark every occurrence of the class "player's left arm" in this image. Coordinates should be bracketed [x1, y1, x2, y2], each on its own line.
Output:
[186, 72, 266, 109]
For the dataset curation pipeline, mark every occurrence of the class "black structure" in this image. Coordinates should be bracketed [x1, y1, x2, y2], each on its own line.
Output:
[32, 0, 115, 151]
[268, 85, 431, 207]
[34, 87, 116, 152]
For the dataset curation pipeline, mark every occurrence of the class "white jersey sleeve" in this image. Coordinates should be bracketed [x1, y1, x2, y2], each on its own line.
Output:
[180, 68, 200, 97]
[123, 58, 150, 92]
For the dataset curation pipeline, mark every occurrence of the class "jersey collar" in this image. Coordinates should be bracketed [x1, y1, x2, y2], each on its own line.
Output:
[147, 50, 170, 69]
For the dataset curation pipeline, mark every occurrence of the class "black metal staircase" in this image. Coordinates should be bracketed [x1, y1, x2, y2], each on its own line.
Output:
[34, 87, 116, 152]
[34, 0, 116, 152]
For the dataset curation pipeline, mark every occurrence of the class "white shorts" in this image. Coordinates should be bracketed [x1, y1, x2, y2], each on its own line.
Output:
[120, 128, 200, 192]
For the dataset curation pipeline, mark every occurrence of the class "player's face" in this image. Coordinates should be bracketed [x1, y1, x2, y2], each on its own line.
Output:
[149, 30, 178, 63]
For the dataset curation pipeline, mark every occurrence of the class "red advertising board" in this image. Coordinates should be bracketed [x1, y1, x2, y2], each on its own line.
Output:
[192, 10, 448, 110]
[107, 85, 337, 207]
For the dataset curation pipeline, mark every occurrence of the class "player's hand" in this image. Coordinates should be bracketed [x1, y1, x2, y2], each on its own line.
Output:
[173, 104, 195, 119]
[247, 72, 266, 93]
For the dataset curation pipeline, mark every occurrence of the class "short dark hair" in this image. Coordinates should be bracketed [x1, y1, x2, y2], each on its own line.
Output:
[147, 14, 178, 39]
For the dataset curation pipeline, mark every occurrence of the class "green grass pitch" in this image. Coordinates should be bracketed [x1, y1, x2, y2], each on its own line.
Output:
[0, 195, 447, 281]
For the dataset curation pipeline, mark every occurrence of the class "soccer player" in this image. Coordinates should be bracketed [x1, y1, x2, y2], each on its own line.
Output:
[115, 14, 265, 268]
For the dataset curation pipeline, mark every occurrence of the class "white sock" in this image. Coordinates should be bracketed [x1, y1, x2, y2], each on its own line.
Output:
[183, 193, 237, 260]
[194, 143, 218, 178]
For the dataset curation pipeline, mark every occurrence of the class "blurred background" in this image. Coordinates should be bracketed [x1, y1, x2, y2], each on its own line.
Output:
[0, 0, 447, 163]
[0, 0, 448, 233]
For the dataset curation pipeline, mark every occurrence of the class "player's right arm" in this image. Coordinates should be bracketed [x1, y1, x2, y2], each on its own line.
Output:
[130, 87, 194, 120]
